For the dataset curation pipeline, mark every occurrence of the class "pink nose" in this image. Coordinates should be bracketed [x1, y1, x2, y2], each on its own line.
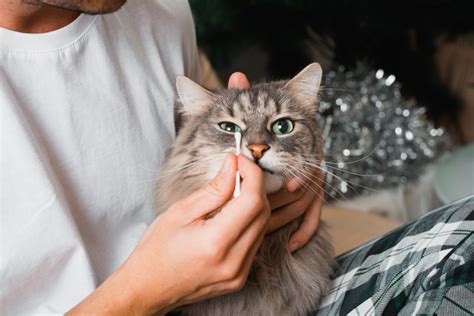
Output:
[247, 144, 270, 159]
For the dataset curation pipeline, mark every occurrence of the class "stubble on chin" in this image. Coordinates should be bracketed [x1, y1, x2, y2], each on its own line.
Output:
[21, 0, 127, 14]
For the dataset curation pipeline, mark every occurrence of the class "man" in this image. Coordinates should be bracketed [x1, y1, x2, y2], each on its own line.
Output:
[0, 0, 323, 313]
[3, 1, 474, 315]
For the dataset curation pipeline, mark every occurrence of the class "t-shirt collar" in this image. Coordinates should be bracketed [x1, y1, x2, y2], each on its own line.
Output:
[0, 13, 97, 53]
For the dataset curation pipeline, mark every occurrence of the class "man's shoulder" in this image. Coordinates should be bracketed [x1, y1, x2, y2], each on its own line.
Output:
[109, 0, 199, 80]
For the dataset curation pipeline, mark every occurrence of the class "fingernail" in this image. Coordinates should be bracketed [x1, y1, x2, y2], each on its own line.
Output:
[221, 154, 232, 172]
[289, 242, 300, 252]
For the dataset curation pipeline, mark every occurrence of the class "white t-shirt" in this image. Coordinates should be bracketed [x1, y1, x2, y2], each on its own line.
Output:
[0, 1, 200, 314]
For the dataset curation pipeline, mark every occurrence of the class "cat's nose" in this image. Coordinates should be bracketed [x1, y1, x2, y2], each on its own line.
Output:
[247, 144, 270, 159]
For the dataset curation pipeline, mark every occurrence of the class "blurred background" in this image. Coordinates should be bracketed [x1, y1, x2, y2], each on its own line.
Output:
[188, 1, 474, 252]
[189, 0, 474, 144]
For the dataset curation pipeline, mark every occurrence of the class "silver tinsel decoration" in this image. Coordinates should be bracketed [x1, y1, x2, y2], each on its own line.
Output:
[318, 64, 450, 201]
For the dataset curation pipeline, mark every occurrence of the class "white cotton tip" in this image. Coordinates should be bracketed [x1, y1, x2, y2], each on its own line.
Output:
[234, 171, 241, 198]
[233, 131, 242, 198]
[235, 131, 242, 155]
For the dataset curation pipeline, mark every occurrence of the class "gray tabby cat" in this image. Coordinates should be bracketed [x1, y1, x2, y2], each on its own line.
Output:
[155, 63, 334, 315]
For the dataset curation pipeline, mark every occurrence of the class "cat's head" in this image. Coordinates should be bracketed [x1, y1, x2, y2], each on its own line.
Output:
[175, 63, 323, 193]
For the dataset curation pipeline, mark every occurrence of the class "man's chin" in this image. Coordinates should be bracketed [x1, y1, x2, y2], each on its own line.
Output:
[34, 0, 127, 14]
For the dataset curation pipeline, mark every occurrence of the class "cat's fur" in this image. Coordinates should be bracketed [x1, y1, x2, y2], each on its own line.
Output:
[155, 63, 334, 315]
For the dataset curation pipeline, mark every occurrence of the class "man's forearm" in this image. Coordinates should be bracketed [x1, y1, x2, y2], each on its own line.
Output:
[66, 262, 170, 316]
[66, 265, 138, 315]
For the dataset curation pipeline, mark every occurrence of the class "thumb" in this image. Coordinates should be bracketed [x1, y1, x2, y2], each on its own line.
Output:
[228, 72, 250, 89]
[177, 154, 237, 220]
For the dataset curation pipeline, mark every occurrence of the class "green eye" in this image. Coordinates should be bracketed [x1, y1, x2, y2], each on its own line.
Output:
[272, 118, 294, 135]
[218, 122, 242, 133]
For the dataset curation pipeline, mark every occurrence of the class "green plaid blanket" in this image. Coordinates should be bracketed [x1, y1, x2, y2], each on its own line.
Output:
[315, 195, 474, 315]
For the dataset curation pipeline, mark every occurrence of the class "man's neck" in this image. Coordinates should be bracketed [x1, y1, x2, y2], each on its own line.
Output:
[0, 1, 80, 33]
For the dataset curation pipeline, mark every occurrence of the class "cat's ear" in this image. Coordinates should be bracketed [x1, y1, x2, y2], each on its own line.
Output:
[284, 63, 322, 108]
[176, 76, 215, 115]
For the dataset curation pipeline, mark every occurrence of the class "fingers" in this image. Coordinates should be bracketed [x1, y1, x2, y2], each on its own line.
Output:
[225, 222, 266, 292]
[237, 155, 266, 196]
[267, 189, 314, 233]
[213, 155, 269, 244]
[218, 206, 268, 285]
[288, 194, 323, 252]
[285, 167, 324, 192]
[183, 173, 269, 303]
[215, 205, 268, 297]
[182, 223, 265, 304]
[285, 176, 304, 193]
[173, 154, 237, 221]
[173, 211, 267, 307]
[268, 189, 304, 210]
[227, 72, 250, 89]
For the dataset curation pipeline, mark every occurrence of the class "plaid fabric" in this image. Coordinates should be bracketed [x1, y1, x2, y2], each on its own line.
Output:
[315, 195, 474, 315]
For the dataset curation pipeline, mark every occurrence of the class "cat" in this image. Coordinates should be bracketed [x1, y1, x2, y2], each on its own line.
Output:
[155, 63, 334, 315]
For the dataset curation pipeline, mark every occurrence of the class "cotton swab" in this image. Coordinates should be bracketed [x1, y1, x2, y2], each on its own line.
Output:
[233, 132, 242, 198]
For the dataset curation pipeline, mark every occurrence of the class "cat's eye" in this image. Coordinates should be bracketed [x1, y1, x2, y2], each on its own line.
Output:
[218, 122, 242, 133]
[272, 118, 294, 135]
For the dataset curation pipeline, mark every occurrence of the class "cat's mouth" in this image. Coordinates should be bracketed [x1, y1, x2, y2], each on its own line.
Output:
[260, 166, 274, 174]
[241, 150, 277, 175]
[255, 161, 275, 175]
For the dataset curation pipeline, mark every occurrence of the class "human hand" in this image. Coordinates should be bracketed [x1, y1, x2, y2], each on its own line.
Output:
[266, 170, 325, 252]
[227, 72, 325, 253]
[68, 154, 270, 315]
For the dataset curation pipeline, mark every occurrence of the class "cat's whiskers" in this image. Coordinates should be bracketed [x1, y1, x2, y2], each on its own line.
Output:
[280, 162, 346, 205]
[162, 155, 224, 174]
[177, 155, 227, 180]
[280, 156, 374, 202]
[298, 144, 380, 166]
[281, 155, 371, 177]
[135, 157, 222, 181]
[157, 155, 225, 180]
[280, 167, 339, 206]
[280, 167, 325, 201]
[278, 160, 336, 203]
[294, 158, 384, 178]
[293, 159, 381, 195]
[136, 156, 223, 186]
[157, 64, 336, 315]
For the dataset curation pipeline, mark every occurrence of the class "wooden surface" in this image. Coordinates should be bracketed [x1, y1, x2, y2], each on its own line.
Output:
[321, 206, 401, 256]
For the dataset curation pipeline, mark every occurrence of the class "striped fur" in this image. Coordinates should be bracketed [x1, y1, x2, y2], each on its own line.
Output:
[156, 63, 334, 315]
